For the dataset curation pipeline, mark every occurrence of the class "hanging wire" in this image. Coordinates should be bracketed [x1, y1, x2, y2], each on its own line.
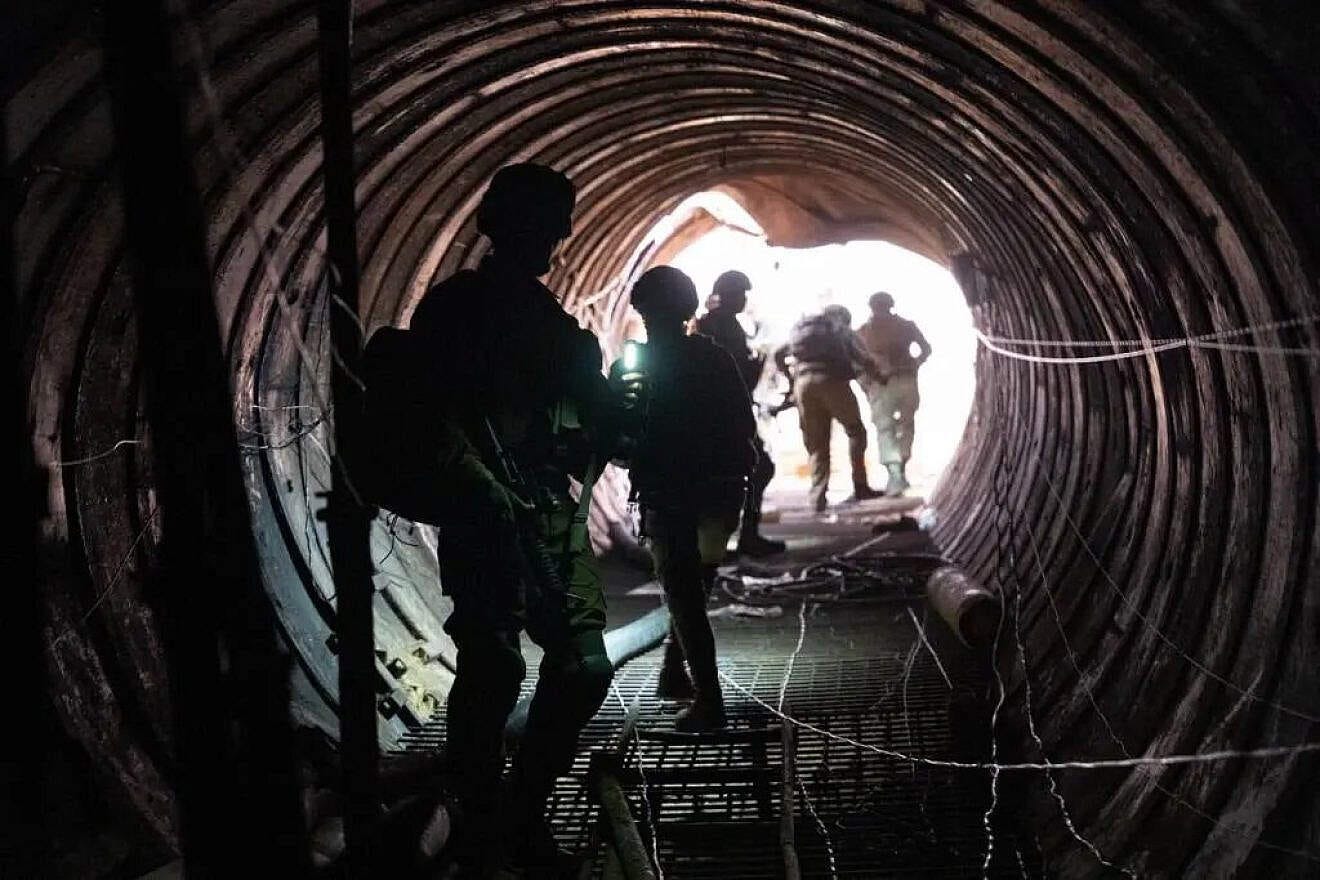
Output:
[1032, 463, 1319, 726]
[1018, 514, 1320, 867]
[48, 505, 161, 650]
[52, 438, 145, 468]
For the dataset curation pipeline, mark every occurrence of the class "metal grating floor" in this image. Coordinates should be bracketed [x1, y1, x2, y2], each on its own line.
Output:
[398, 594, 1041, 878]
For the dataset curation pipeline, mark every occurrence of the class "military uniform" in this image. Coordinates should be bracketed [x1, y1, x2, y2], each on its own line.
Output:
[408, 256, 615, 841]
[695, 308, 776, 542]
[857, 315, 926, 467]
[611, 332, 754, 716]
[778, 316, 879, 511]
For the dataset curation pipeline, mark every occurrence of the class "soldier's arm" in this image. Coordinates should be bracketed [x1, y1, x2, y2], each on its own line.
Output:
[720, 351, 757, 442]
[564, 326, 613, 416]
[773, 342, 793, 377]
[846, 329, 887, 381]
[724, 318, 755, 364]
[912, 323, 933, 367]
[563, 327, 641, 462]
[435, 419, 500, 494]
[712, 347, 759, 474]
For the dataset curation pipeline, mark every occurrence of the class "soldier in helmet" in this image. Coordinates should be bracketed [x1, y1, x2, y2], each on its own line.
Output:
[695, 270, 786, 556]
[857, 292, 932, 495]
[612, 266, 757, 730]
[407, 163, 621, 874]
[774, 305, 884, 512]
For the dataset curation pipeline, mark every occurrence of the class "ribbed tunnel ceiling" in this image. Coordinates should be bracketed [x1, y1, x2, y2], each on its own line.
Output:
[10, 1, 1320, 876]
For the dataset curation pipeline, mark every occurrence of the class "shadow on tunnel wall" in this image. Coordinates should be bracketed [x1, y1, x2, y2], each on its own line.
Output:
[5, 1, 1320, 876]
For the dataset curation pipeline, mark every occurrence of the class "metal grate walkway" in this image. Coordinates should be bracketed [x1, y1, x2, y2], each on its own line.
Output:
[399, 588, 1042, 878]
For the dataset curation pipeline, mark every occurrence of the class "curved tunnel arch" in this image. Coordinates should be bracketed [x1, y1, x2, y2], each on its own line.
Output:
[10, 1, 1320, 874]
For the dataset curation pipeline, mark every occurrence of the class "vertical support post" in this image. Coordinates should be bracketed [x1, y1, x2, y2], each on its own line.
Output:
[314, 0, 380, 873]
[100, 1, 306, 875]
[2, 76, 49, 880]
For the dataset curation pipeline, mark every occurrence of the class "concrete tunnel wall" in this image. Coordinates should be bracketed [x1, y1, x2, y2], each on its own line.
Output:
[9, 1, 1320, 875]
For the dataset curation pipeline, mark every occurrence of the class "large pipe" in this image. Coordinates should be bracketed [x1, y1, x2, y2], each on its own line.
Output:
[505, 605, 670, 742]
[925, 565, 1002, 648]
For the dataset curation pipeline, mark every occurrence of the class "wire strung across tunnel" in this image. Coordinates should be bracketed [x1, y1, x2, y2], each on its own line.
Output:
[710, 544, 1320, 870]
[702, 541, 1320, 871]
[718, 538, 1320, 865]
[1015, 499, 1320, 869]
[718, 679, 1320, 776]
[977, 313, 1320, 364]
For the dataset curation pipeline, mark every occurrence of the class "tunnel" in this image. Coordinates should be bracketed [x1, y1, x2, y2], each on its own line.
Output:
[7, 1, 1320, 877]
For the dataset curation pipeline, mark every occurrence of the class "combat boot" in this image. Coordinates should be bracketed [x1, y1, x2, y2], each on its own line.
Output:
[442, 796, 505, 878]
[844, 484, 882, 503]
[509, 813, 577, 877]
[656, 659, 695, 700]
[737, 507, 787, 556]
[737, 532, 786, 557]
[504, 784, 577, 878]
[674, 691, 728, 732]
[884, 463, 910, 496]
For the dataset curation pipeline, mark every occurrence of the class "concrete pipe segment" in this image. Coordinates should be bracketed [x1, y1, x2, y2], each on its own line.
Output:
[6, 1, 1319, 876]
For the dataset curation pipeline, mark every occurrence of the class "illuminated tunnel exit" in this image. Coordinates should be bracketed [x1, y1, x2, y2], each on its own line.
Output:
[659, 191, 977, 504]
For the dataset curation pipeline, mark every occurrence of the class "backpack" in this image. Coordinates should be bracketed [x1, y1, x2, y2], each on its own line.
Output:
[788, 315, 850, 371]
[620, 336, 756, 506]
[359, 326, 443, 524]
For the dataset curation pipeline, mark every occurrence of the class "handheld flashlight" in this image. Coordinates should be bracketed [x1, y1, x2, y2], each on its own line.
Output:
[622, 340, 643, 372]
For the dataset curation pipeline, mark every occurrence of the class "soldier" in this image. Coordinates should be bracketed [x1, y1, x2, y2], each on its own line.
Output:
[407, 164, 620, 874]
[612, 266, 757, 730]
[695, 270, 786, 556]
[857, 292, 932, 495]
[774, 306, 884, 513]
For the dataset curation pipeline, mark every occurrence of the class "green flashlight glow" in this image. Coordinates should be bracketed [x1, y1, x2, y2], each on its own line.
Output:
[622, 340, 642, 372]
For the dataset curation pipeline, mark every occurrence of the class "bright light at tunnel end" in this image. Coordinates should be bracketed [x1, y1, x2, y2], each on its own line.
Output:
[645, 192, 977, 498]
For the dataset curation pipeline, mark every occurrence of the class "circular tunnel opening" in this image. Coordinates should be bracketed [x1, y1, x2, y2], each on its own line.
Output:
[10, 2, 1320, 876]
[654, 190, 977, 501]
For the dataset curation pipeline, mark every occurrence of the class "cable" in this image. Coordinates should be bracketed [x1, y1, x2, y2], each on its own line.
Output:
[1011, 588, 1134, 877]
[48, 505, 162, 650]
[977, 313, 1320, 364]
[905, 607, 952, 691]
[980, 313, 1320, 348]
[720, 675, 1320, 773]
[978, 333, 1190, 364]
[718, 553, 940, 605]
[1019, 516, 1320, 867]
[777, 600, 810, 713]
[1034, 464, 1320, 725]
[51, 438, 145, 468]
[610, 676, 665, 880]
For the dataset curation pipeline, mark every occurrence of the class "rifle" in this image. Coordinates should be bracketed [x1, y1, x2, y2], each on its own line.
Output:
[483, 417, 569, 601]
[766, 389, 797, 417]
[765, 370, 797, 417]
